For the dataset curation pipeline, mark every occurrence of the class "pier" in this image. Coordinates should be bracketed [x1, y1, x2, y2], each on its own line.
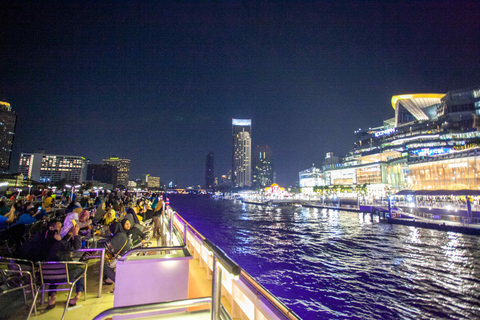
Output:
[238, 194, 480, 235]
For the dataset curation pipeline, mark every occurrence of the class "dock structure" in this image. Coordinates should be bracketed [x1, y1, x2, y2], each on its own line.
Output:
[240, 195, 480, 235]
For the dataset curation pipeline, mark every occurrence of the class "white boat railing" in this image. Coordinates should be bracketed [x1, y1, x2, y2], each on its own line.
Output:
[168, 206, 301, 320]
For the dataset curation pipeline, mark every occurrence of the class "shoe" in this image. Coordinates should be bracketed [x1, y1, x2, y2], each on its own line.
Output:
[103, 280, 114, 285]
[46, 304, 56, 310]
[68, 301, 76, 307]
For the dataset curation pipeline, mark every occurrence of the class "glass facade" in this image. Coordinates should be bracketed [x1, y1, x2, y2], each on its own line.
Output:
[102, 158, 131, 187]
[232, 119, 252, 187]
[409, 156, 480, 190]
[299, 85, 480, 193]
[0, 102, 17, 173]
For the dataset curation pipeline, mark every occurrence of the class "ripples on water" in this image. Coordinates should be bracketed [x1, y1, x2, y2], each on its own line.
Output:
[169, 195, 480, 319]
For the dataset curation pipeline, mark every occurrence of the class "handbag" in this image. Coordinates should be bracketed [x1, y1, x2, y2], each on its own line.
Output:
[105, 238, 128, 268]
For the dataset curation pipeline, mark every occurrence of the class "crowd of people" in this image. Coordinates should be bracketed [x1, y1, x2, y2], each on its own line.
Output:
[0, 187, 165, 311]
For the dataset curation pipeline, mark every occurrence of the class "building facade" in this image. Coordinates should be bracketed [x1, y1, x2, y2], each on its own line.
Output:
[18, 151, 87, 183]
[252, 145, 274, 189]
[86, 164, 118, 186]
[102, 157, 130, 187]
[299, 85, 480, 193]
[205, 151, 214, 189]
[0, 101, 17, 173]
[232, 119, 252, 187]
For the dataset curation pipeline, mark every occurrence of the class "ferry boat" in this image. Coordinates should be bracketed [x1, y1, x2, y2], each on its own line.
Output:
[1, 205, 302, 320]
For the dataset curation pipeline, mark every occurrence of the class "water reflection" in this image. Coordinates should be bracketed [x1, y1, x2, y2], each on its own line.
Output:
[170, 195, 480, 320]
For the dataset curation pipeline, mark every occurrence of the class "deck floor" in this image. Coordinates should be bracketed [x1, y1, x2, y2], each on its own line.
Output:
[2, 248, 223, 320]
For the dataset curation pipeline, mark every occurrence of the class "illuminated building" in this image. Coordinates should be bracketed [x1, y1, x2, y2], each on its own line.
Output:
[252, 146, 273, 188]
[323, 152, 339, 168]
[232, 119, 252, 187]
[143, 175, 160, 189]
[19, 151, 87, 183]
[87, 163, 118, 186]
[102, 157, 130, 187]
[0, 101, 17, 173]
[205, 152, 214, 189]
[300, 85, 480, 192]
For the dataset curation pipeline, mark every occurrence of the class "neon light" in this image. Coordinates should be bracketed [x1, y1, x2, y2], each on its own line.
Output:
[374, 128, 396, 137]
[391, 93, 445, 110]
[232, 119, 251, 126]
[448, 162, 468, 168]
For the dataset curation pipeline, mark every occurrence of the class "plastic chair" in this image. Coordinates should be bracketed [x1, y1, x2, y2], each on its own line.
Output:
[0, 261, 37, 315]
[27, 261, 87, 320]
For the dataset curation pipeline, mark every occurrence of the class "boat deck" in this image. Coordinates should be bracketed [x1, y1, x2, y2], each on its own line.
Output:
[2, 245, 231, 319]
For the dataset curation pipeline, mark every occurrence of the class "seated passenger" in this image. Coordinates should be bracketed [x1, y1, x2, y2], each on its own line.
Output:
[45, 223, 84, 309]
[0, 208, 15, 230]
[11, 205, 36, 227]
[121, 218, 145, 246]
[102, 206, 116, 226]
[103, 222, 131, 287]
[60, 203, 91, 238]
[0, 201, 9, 216]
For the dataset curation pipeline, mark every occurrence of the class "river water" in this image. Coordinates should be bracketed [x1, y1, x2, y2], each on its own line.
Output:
[169, 195, 480, 320]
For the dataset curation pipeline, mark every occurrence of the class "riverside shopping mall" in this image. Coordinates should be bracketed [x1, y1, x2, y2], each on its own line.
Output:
[299, 84, 480, 198]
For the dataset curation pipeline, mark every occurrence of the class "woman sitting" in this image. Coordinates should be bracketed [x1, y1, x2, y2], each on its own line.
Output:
[103, 222, 131, 287]
[121, 218, 146, 246]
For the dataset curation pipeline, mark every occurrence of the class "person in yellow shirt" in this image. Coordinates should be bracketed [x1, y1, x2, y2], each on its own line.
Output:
[103, 207, 116, 226]
[44, 191, 53, 208]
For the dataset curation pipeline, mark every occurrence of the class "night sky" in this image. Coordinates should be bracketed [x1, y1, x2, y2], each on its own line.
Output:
[1, 1, 479, 187]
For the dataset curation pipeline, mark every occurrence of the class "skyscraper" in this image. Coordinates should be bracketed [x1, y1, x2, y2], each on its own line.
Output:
[0, 101, 17, 173]
[252, 145, 274, 188]
[232, 119, 252, 187]
[102, 157, 130, 187]
[205, 151, 214, 189]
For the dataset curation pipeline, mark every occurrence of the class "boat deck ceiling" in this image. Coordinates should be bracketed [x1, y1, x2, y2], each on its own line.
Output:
[3, 250, 226, 320]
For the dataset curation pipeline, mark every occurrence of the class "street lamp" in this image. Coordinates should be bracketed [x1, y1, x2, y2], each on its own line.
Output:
[27, 184, 32, 195]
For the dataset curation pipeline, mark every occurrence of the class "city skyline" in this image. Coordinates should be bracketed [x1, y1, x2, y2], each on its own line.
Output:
[1, 1, 479, 187]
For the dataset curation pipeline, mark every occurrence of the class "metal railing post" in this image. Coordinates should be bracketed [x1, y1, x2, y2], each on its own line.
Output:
[170, 210, 174, 246]
[183, 223, 187, 245]
[160, 207, 165, 246]
[211, 257, 222, 320]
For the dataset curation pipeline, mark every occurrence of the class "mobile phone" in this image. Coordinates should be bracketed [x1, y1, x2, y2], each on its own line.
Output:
[72, 220, 77, 227]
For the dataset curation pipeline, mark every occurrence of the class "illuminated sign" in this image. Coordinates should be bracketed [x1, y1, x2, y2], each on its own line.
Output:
[359, 167, 380, 173]
[374, 128, 396, 137]
[232, 119, 251, 126]
[448, 162, 468, 168]
[410, 148, 452, 156]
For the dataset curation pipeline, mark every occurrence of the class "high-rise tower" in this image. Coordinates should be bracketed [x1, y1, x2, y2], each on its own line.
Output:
[102, 157, 131, 187]
[232, 119, 252, 187]
[0, 101, 17, 173]
[205, 151, 214, 190]
[252, 145, 274, 188]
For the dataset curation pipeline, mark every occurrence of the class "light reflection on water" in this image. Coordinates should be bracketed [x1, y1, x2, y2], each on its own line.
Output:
[170, 195, 480, 320]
